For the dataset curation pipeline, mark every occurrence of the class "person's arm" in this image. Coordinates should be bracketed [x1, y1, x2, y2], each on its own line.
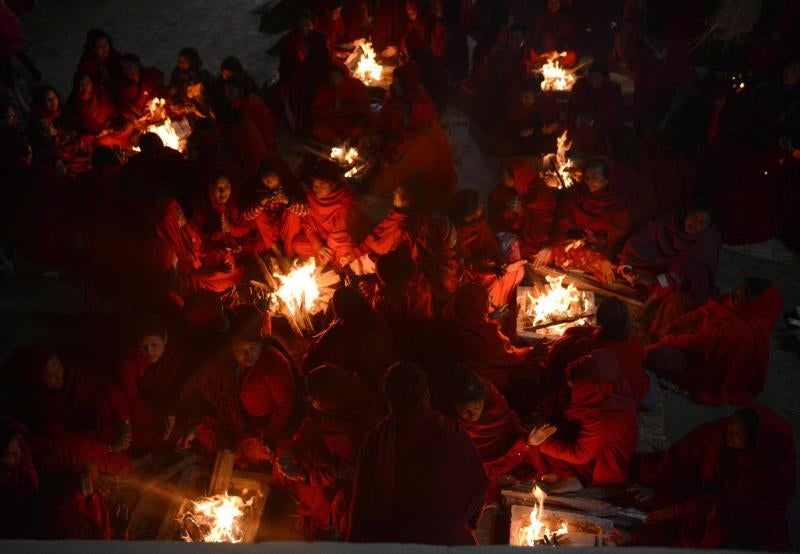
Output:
[539, 414, 607, 465]
[258, 352, 297, 443]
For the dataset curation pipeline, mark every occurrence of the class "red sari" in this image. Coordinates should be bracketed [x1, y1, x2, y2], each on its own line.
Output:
[294, 185, 365, 260]
[441, 283, 534, 391]
[646, 286, 784, 406]
[68, 85, 122, 135]
[76, 50, 121, 85]
[234, 94, 277, 153]
[114, 67, 166, 119]
[348, 404, 488, 544]
[637, 405, 796, 550]
[310, 66, 372, 144]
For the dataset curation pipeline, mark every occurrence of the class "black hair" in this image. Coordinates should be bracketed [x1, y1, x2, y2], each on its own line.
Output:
[30, 84, 59, 110]
[134, 313, 168, 340]
[259, 158, 280, 178]
[308, 157, 345, 185]
[332, 286, 373, 325]
[375, 249, 417, 289]
[384, 361, 429, 410]
[596, 297, 629, 340]
[139, 132, 164, 155]
[178, 47, 202, 69]
[743, 277, 772, 301]
[731, 408, 759, 448]
[83, 29, 113, 53]
[489, 5, 511, 28]
[227, 304, 266, 343]
[221, 56, 244, 75]
[449, 363, 486, 407]
[90, 146, 120, 168]
[686, 198, 719, 226]
[397, 172, 432, 209]
[449, 189, 481, 227]
[224, 75, 250, 96]
[120, 53, 141, 66]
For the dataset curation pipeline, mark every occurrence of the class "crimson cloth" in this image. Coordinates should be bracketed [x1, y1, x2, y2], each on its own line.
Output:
[493, 92, 561, 155]
[568, 78, 625, 152]
[117, 345, 185, 448]
[76, 50, 121, 85]
[310, 68, 371, 144]
[553, 182, 632, 256]
[348, 404, 488, 544]
[530, 7, 577, 49]
[114, 67, 166, 119]
[470, 40, 528, 130]
[234, 94, 277, 153]
[302, 314, 397, 392]
[355, 207, 458, 305]
[369, 270, 434, 339]
[371, 0, 413, 50]
[620, 214, 721, 307]
[646, 286, 784, 406]
[637, 405, 796, 550]
[441, 283, 533, 391]
[218, 115, 272, 180]
[704, 139, 782, 245]
[0, 418, 39, 496]
[177, 339, 296, 448]
[6, 346, 131, 475]
[190, 181, 253, 250]
[488, 160, 556, 257]
[278, 28, 307, 84]
[294, 185, 365, 260]
[534, 354, 638, 485]
[426, 7, 469, 80]
[68, 84, 121, 135]
[405, 30, 450, 111]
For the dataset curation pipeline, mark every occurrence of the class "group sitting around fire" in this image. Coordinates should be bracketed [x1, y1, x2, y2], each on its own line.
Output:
[1, 0, 798, 549]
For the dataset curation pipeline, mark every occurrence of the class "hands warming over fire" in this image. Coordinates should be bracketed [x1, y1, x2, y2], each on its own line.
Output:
[176, 427, 197, 451]
[316, 246, 334, 266]
[532, 248, 553, 269]
[277, 452, 308, 482]
[527, 423, 558, 446]
[288, 202, 309, 216]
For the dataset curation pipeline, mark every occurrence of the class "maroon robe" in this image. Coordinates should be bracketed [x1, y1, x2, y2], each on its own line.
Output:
[310, 66, 372, 144]
[294, 185, 364, 261]
[568, 78, 625, 153]
[114, 67, 166, 119]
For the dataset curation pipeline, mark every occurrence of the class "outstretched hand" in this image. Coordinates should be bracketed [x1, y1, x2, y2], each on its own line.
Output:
[528, 423, 557, 446]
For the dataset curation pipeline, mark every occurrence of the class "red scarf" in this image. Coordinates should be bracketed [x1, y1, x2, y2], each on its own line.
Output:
[154, 198, 202, 272]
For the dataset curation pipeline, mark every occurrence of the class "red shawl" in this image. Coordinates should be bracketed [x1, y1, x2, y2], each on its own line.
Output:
[117, 344, 184, 426]
[310, 68, 372, 143]
[235, 94, 277, 153]
[154, 198, 202, 272]
[456, 216, 503, 264]
[218, 116, 271, 180]
[69, 84, 120, 135]
[371, 0, 413, 50]
[554, 182, 632, 255]
[638, 405, 796, 550]
[190, 181, 251, 244]
[115, 67, 165, 118]
[302, 185, 363, 258]
[442, 283, 533, 391]
[459, 379, 527, 465]
[620, 214, 721, 302]
[76, 50, 121, 84]
[279, 28, 308, 83]
[538, 350, 638, 485]
[348, 404, 488, 544]
[371, 272, 434, 330]
[660, 286, 784, 405]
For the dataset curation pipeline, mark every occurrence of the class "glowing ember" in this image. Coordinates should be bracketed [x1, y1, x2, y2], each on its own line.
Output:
[539, 57, 577, 92]
[554, 131, 575, 189]
[523, 275, 594, 337]
[330, 145, 359, 165]
[273, 258, 321, 317]
[183, 492, 254, 543]
[354, 41, 383, 84]
[520, 485, 569, 546]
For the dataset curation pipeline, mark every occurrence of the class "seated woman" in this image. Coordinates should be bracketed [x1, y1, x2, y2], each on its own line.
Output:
[529, 0, 577, 54]
[168, 47, 211, 117]
[535, 158, 632, 284]
[618, 207, 721, 336]
[450, 189, 525, 309]
[635, 406, 795, 550]
[245, 157, 307, 258]
[303, 286, 397, 393]
[28, 87, 89, 176]
[310, 63, 371, 145]
[76, 29, 121, 86]
[567, 61, 625, 153]
[175, 305, 296, 466]
[212, 56, 258, 98]
[404, 29, 450, 113]
[349, 362, 488, 544]
[487, 157, 556, 259]
[66, 72, 131, 148]
[372, 62, 456, 207]
[441, 283, 535, 393]
[29, 85, 64, 127]
[5, 346, 132, 476]
[117, 314, 186, 451]
[526, 349, 638, 493]
[341, 172, 458, 305]
[114, 54, 167, 122]
[426, 0, 469, 81]
[447, 365, 529, 483]
[292, 158, 365, 267]
[644, 278, 783, 406]
[224, 76, 277, 154]
[274, 364, 382, 535]
[278, 12, 313, 85]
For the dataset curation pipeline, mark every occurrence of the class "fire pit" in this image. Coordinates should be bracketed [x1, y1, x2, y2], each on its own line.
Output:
[539, 57, 577, 92]
[330, 144, 364, 179]
[516, 274, 595, 339]
[136, 97, 191, 152]
[345, 40, 394, 88]
[541, 130, 576, 189]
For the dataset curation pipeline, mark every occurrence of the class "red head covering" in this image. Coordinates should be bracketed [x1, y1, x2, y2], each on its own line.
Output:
[444, 282, 489, 322]
[154, 198, 201, 270]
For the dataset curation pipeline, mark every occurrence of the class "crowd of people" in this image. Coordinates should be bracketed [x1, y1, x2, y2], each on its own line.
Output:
[0, 0, 798, 549]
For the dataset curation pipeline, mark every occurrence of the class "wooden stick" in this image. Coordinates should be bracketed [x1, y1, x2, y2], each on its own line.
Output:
[209, 450, 236, 496]
[528, 264, 643, 308]
[524, 311, 595, 332]
[135, 454, 198, 497]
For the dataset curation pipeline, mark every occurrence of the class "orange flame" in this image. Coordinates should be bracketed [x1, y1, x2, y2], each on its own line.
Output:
[540, 57, 577, 92]
[273, 258, 322, 317]
[354, 41, 383, 83]
[183, 492, 254, 543]
[525, 275, 593, 336]
[520, 485, 568, 546]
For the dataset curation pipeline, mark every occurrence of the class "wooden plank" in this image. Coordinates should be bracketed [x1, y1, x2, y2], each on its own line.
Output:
[136, 454, 198, 497]
[209, 449, 236, 495]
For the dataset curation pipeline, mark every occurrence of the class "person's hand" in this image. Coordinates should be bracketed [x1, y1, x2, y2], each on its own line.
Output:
[277, 452, 307, 482]
[339, 253, 355, 267]
[110, 428, 132, 453]
[541, 122, 560, 135]
[288, 202, 309, 216]
[646, 505, 677, 524]
[627, 484, 654, 502]
[163, 415, 176, 441]
[176, 428, 197, 451]
[519, 127, 535, 138]
[381, 46, 398, 57]
[598, 260, 615, 285]
[527, 423, 557, 446]
[316, 246, 333, 266]
[532, 247, 552, 268]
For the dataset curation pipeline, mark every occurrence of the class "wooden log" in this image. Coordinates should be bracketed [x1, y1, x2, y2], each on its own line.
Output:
[523, 311, 596, 332]
[527, 264, 644, 308]
[209, 450, 236, 495]
[135, 454, 199, 497]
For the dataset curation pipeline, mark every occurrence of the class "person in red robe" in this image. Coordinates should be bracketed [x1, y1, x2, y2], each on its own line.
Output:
[529, 0, 577, 51]
[117, 314, 186, 451]
[114, 54, 166, 122]
[639, 128, 700, 221]
[225, 76, 277, 154]
[212, 94, 271, 180]
[372, 62, 457, 207]
[441, 282, 535, 392]
[348, 361, 488, 544]
[343, 172, 458, 305]
[66, 73, 131, 148]
[292, 158, 365, 266]
[404, 28, 450, 112]
[175, 305, 297, 466]
[274, 364, 383, 534]
[303, 286, 397, 393]
[310, 62, 372, 144]
[644, 279, 784, 406]
[526, 349, 638, 493]
[605, 125, 655, 228]
[536, 158, 632, 284]
[450, 189, 525, 309]
[372, 0, 424, 52]
[567, 61, 625, 153]
[635, 405, 796, 550]
[426, 0, 469, 80]
[245, 156, 308, 257]
[488, 157, 556, 259]
[278, 12, 313, 84]
[168, 47, 211, 115]
[75, 29, 120, 86]
[4, 346, 132, 476]
[212, 56, 258, 98]
[618, 208, 722, 336]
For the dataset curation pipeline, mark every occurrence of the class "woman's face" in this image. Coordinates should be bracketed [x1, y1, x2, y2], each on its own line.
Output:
[94, 37, 110, 61]
[175, 204, 187, 227]
[43, 90, 59, 114]
[177, 55, 191, 71]
[261, 172, 280, 190]
[584, 166, 608, 193]
[221, 68, 234, 81]
[312, 178, 335, 198]
[683, 210, 711, 235]
[547, 0, 561, 13]
[406, 1, 418, 20]
[231, 340, 263, 369]
[726, 417, 752, 450]
[212, 177, 233, 205]
[455, 399, 485, 422]
[392, 186, 408, 208]
[77, 76, 94, 100]
[138, 334, 167, 365]
[41, 355, 64, 390]
[463, 203, 484, 224]
[1, 436, 22, 471]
